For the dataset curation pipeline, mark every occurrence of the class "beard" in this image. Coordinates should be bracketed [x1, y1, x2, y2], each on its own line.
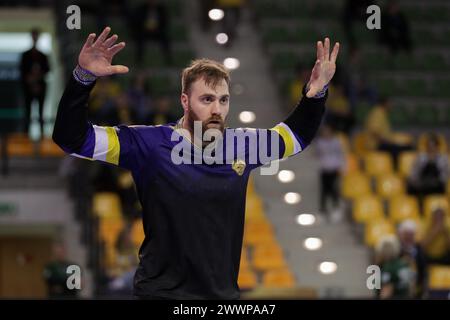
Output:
[186, 102, 225, 134]
[185, 102, 226, 148]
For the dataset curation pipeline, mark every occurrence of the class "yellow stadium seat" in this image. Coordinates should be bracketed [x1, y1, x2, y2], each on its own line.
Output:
[376, 174, 405, 199]
[418, 133, 447, 153]
[388, 195, 420, 224]
[428, 265, 450, 290]
[365, 219, 395, 247]
[238, 268, 258, 290]
[352, 132, 375, 157]
[252, 244, 287, 271]
[243, 228, 276, 247]
[342, 172, 371, 199]
[353, 195, 384, 224]
[345, 153, 360, 173]
[99, 218, 124, 247]
[262, 268, 296, 288]
[398, 152, 417, 178]
[240, 249, 250, 269]
[39, 137, 65, 157]
[93, 192, 122, 219]
[364, 152, 393, 176]
[131, 218, 145, 247]
[6, 133, 34, 156]
[424, 195, 449, 218]
[245, 195, 265, 221]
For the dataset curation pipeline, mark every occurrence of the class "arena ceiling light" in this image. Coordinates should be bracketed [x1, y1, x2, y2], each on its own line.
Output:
[303, 237, 323, 251]
[318, 261, 337, 274]
[277, 170, 295, 183]
[284, 192, 301, 205]
[223, 57, 240, 70]
[215, 33, 228, 45]
[239, 111, 255, 124]
[208, 9, 224, 21]
[296, 213, 316, 226]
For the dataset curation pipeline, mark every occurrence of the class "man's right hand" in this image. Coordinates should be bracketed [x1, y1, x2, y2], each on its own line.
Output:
[78, 26, 129, 77]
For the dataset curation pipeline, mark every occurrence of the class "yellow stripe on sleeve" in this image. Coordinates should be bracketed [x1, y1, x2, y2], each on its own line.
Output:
[271, 124, 294, 158]
[105, 126, 120, 165]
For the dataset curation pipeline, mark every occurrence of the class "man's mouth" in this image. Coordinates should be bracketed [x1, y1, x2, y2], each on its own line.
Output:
[208, 120, 221, 125]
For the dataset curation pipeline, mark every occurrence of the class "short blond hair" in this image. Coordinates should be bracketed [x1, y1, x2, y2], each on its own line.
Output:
[181, 58, 230, 94]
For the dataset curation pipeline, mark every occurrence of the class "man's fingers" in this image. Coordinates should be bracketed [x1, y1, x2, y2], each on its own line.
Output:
[93, 26, 111, 47]
[317, 41, 324, 61]
[107, 65, 129, 75]
[103, 34, 118, 48]
[83, 33, 96, 49]
[330, 42, 340, 64]
[324, 37, 330, 61]
[107, 42, 126, 56]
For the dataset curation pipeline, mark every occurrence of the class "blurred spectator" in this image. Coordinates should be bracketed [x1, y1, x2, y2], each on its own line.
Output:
[89, 77, 122, 125]
[289, 63, 310, 107]
[364, 97, 413, 166]
[342, 47, 378, 111]
[398, 220, 427, 298]
[217, 0, 246, 47]
[315, 124, 346, 219]
[407, 133, 448, 204]
[43, 242, 79, 299]
[132, 0, 172, 65]
[20, 28, 50, 138]
[126, 73, 152, 123]
[421, 208, 450, 265]
[144, 96, 177, 125]
[375, 235, 415, 299]
[341, 0, 373, 49]
[379, 0, 413, 56]
[115, 93, 138, 125]
[325, 83, 354, 135]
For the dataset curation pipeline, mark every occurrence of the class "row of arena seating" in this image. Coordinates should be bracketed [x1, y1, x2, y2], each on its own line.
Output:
[0, 133, 64, 157]
[340, 131, 450, 291]
[253, 0, 450, 127]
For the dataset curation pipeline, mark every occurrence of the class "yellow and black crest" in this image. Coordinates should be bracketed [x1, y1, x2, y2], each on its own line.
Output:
[232, 159, 246, 176]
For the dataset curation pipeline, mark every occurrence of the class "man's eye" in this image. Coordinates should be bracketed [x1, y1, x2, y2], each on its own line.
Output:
[221, 98, 229, 103]
[203, 97, 212, 103]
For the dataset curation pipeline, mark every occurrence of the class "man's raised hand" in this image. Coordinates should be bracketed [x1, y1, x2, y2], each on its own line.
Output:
[306, 37, 340, 98]
[78, 27, 129, 77]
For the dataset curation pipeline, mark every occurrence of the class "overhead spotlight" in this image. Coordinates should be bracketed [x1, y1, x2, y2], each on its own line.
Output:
[223, 57, 240, 70]
[215, 33, 228, 45]
[284, 192, 301, 205]
[304, 237, 323, 251]
[208, 9, 224, 21]
[239, 111, 255, 124]
[318, 261, 337, 274]
[278, 170, 295, 183]
[296, 213, 316, 226]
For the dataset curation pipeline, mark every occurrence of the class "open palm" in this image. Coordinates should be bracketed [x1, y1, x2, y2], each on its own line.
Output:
[306, 37, 340, 98]
[78, 27, 129, 77]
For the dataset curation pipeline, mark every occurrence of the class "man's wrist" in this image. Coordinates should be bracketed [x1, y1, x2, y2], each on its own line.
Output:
[312, 83, 329, 99]
[73, 65, 97, 86]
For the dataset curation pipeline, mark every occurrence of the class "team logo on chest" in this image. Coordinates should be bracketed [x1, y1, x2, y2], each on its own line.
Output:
[232, 159, 246, 176]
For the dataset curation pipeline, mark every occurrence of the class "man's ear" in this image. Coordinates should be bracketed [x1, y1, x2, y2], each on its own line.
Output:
[180, 93, 189, 112]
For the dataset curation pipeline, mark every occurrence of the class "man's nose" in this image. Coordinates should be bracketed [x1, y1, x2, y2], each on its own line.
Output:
[211, 101, 221, 115]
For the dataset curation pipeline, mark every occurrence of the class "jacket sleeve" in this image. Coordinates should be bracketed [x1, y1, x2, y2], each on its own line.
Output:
[52, 71, 143, 171]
